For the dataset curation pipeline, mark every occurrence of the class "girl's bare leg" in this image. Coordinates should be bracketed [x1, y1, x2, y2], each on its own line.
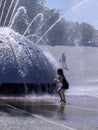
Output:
[58, 89, 63, 102]
[61, 89, 66, 103]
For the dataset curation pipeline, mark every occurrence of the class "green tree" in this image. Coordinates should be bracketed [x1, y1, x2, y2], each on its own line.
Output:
[80, 23, 95, 46]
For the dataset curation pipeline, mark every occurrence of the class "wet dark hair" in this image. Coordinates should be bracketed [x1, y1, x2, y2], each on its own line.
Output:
[57, 68, 63, 75]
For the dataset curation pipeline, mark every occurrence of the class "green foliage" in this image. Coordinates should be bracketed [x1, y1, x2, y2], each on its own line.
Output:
[80, 23, 95, 46]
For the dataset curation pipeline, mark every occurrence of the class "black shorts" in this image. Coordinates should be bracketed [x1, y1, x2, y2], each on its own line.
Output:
[61, 83, 69, 89]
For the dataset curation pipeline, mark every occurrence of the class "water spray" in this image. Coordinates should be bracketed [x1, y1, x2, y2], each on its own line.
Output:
[35, 0, 90, 45]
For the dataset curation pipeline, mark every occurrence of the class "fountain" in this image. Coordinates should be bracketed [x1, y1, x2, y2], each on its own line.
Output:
[0, 27, 56, 95]
[0, 0, 57, 96]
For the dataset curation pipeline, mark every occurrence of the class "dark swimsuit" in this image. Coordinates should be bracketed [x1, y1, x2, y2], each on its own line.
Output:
[61, 74, 69, 89]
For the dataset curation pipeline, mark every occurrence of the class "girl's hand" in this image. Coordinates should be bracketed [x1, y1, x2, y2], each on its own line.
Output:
[54, 79, 57, 83]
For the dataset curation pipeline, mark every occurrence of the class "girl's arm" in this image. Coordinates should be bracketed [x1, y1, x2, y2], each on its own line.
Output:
[59, 75, 63, 83]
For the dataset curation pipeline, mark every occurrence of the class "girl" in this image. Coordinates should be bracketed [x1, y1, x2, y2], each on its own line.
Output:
[54, 68, 69, 103]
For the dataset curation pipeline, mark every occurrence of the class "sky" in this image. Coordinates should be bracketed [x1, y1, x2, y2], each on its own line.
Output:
[44, 0, 98, 29]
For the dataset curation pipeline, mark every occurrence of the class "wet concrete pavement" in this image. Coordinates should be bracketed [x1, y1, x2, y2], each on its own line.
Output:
[0, 96, 98, 130]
